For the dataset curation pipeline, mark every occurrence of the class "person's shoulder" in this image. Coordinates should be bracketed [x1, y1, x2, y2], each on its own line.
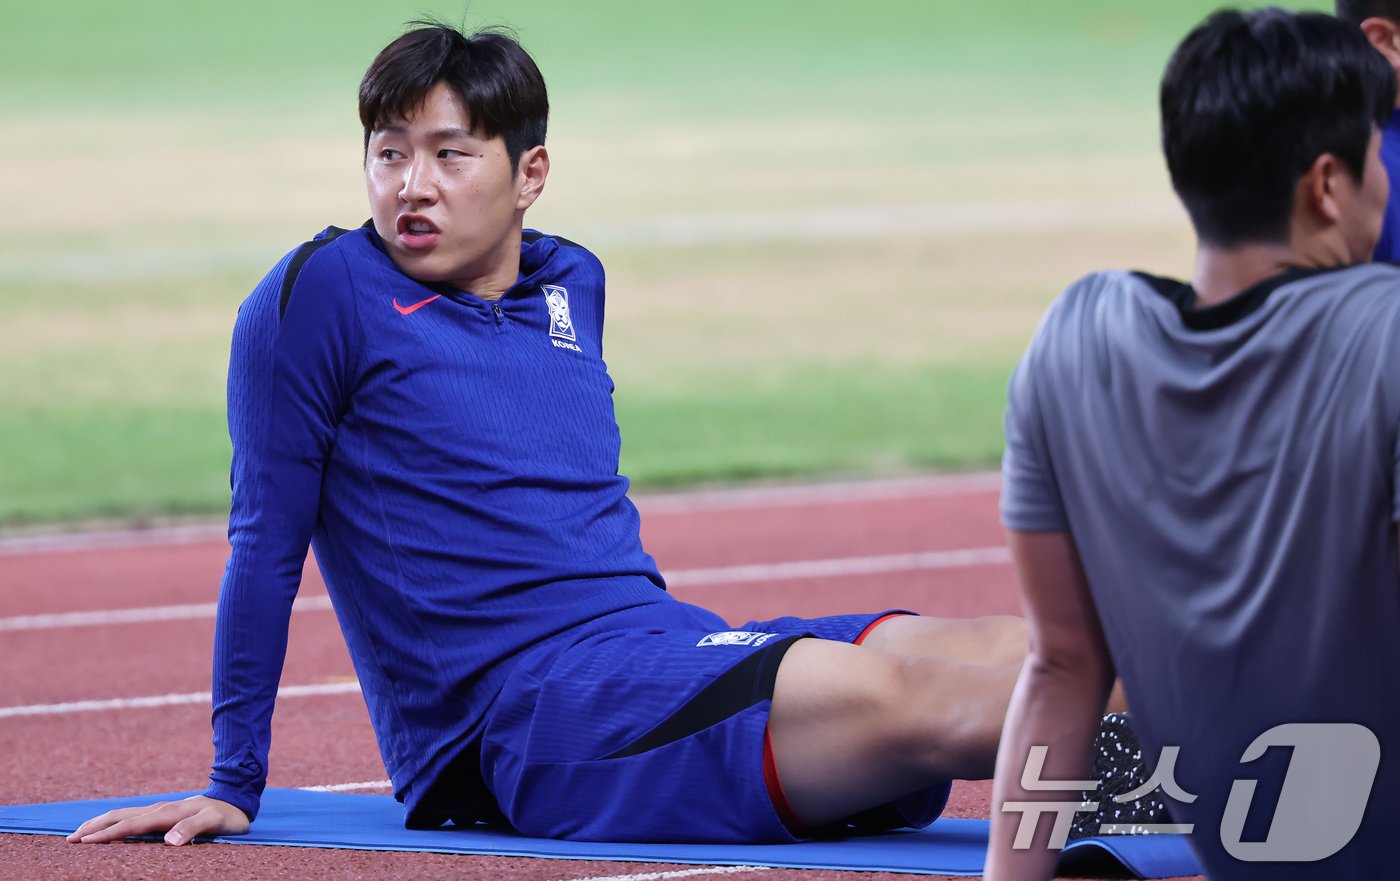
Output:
[1303, 262, 1400, 327]
[1261, 266, 1400, 375]
[1019, 270, 1156, 369]
[523, 228, 594, 255]
[257, 223, 392, 323]
[1038, 269, 1152, 326]
[1063, 268, 1158, 299]
[280, 223, 378, 306]
[237, 224, 374, 328]
[524, 228, 605, 277]
[1287, 261, 1400, 307]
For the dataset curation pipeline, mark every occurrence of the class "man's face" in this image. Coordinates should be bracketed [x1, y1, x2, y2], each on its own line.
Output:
[365, 81, 530, 290]
[1340, 128, 1390, 262]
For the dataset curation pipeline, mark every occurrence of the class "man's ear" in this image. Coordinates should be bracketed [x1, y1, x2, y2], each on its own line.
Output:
[515, 145, 550, 211]
[1361, 17, 1400, 73]
[1298, 152, 1346, 226]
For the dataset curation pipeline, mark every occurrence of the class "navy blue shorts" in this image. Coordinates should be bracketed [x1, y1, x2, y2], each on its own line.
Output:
[478, 609, 952, 842]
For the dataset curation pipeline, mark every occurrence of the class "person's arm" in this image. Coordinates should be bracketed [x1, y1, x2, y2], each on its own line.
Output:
[984, 530, 1114, 881]
[69, 240, 358, 845]
[987, 296, 1113, 879]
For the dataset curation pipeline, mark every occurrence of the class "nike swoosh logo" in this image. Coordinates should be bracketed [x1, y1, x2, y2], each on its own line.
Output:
[393, 295, 442, 316]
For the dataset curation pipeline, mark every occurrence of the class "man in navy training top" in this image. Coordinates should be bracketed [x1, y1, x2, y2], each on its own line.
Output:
[69, 24, 1042, 846]
[988, 9, 1400, 881]
[1339, 1, 1400, 260]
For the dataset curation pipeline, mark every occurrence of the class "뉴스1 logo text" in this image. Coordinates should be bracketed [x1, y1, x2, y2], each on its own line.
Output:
[1003, 722, 1381, 861]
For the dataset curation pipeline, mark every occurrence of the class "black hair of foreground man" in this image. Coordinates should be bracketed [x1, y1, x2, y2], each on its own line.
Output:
[1162, 7, 1394, 248]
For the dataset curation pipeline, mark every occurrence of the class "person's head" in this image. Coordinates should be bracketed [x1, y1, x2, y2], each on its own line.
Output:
[358, 24, 550, 292]
[1162, 8, 1394, 261]
[1337, 0, 1400, 24]
[1338, 1, 1400, 105]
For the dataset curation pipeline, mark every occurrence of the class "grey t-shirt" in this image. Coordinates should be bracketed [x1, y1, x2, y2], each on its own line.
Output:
[1001, 264, 1400, 877]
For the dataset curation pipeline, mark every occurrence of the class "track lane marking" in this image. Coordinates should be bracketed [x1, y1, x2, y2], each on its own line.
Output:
[300, 780, 392, 793]
[0, 546, 1013, 717]
[0, 473, 1000, 556]
[666, 547, 1009, 587]
[0, 681, 361, 720]
[0, 547, 1010, 632]
[0, 523, 229, 556]
[0, 594, 334, 631]
[637, 472, 1000, 514]
[551, 868, 771, 881]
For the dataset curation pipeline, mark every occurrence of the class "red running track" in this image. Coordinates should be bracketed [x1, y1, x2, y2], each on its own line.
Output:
[0, 475, 1201, 881]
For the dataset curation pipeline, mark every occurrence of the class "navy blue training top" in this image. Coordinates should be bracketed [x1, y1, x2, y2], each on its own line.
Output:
[1373, 107, 1400, 261]
[204, 225, 725, 823]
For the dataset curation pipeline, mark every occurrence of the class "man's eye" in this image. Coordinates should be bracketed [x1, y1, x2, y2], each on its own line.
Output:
[379, 148, 403, 161]
[439, 149, 465, 159]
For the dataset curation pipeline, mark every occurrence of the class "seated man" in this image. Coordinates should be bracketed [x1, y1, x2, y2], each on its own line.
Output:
[69, 23, 1039, 846]
[1339, 0, 1400, 260]
[988, 8, 1399, 881]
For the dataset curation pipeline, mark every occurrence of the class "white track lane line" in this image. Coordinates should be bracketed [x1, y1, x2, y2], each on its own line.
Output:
[299, 780, 392, 793]
[636, 472, 1000, 514]
[0, 681, 361, 720]
[0, 547, 1010, 633]
[0, 523, 229, 556]
[0, 546, 1014, 717]
[0, 594, 334, 632]
[0, 473, 1000, 556]
[552, 867, 771, 881]
[665, 546, 1009, 587]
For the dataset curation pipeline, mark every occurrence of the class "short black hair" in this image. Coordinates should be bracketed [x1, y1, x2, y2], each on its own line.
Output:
[1336, 0, 1400, 25]
[1161, 7, 1394, 248]
[359, 24, 548, 173]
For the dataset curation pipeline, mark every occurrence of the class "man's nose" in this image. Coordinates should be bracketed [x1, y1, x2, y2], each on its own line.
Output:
[400, 157, 438, 204]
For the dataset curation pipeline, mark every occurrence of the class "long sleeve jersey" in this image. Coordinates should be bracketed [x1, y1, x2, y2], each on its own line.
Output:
[203, 225, 713, 823]
[1373, 107, 1400, 261]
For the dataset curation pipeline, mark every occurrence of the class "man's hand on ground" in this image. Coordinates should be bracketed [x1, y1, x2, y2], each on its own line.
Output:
[66, 795, 250, 845]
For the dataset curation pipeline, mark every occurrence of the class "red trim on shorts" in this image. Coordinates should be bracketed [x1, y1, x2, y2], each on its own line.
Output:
[854, 613, 908, 646]
[763, 724, 810, 834]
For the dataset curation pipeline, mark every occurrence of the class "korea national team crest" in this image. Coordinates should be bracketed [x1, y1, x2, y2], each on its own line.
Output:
[543, 285, 576, 341]
[697, 631, 777, 647]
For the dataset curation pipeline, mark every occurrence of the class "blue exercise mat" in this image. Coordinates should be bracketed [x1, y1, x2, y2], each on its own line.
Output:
[0, 788, 1200, 878]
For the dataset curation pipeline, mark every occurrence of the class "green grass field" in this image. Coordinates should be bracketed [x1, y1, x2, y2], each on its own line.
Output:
[0, 1, 1327, 525]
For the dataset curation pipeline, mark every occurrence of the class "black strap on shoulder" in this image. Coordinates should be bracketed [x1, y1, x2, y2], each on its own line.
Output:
[523, 229, 585, 251]
[279, 225, 358, 319]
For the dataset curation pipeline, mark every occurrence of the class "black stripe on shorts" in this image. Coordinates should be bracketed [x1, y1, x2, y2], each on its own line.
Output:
[604, 634, 802, 760]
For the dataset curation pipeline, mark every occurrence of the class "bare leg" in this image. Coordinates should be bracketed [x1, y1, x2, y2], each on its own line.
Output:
[861, 614, 1028, 665]
[767, 615, 1128, 826]
[768, 637, 1018, 825]
[861, 615, 1128, 712]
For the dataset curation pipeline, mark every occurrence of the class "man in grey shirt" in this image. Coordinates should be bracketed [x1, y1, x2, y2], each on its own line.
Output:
[987, 9, 1400, 881]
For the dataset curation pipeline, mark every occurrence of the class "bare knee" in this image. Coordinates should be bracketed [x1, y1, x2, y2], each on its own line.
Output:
[768, 639, 1013, 824]
[814, 653, 1007, 780]
[871, 655, 1007, 779]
